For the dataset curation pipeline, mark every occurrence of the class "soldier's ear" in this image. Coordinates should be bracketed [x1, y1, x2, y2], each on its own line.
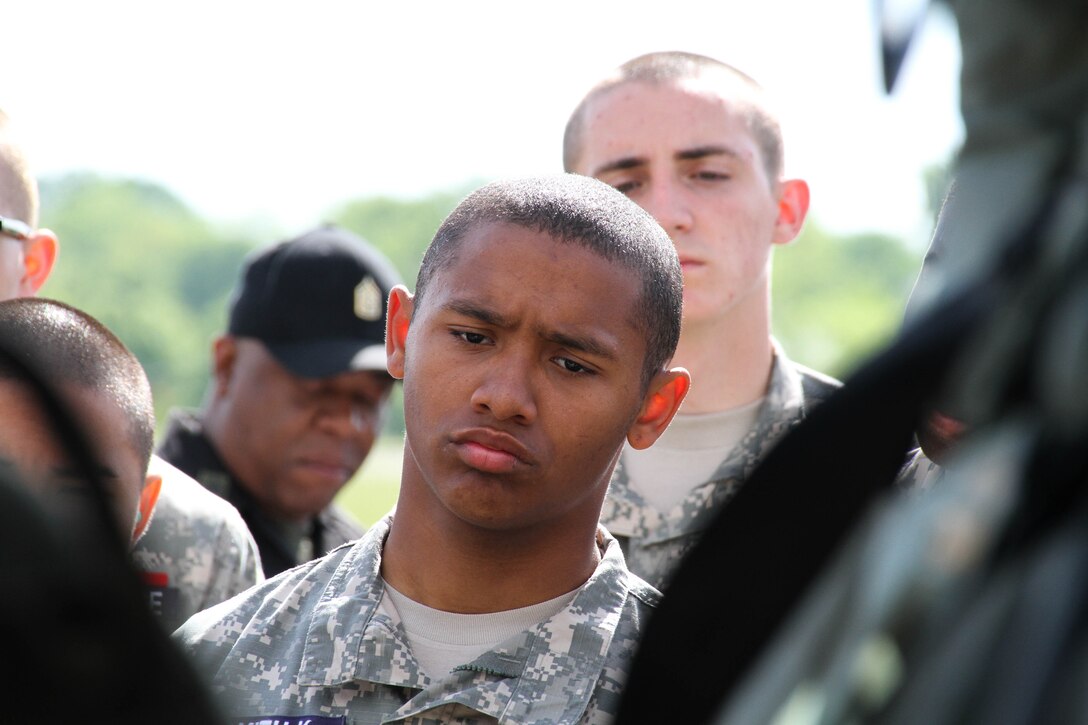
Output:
[385, 286, 414, 380]
[771, 179, 810, 246]
[131, 474, 162, 544]
[627, 367, 690, 450]
[17, 229, 58, 295]
[211, 336, 238, 397]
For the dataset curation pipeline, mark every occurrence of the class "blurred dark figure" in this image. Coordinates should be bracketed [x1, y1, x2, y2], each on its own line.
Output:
[616, 1, 1088, 723]
[0, 326, 223, 723]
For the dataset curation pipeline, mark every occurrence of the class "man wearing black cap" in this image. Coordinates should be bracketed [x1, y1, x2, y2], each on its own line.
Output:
[157, 225, 401, 577]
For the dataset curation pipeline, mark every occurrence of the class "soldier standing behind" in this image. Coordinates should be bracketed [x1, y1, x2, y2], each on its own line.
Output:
[157, 226, 401, 577]
[564, 51, 841, 589]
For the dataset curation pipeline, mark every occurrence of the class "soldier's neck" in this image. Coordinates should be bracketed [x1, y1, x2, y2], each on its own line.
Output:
[674, 295, 774, 414]
[381, 494, 601, 614]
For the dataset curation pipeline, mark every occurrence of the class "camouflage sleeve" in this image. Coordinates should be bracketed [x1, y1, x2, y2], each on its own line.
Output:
[172, 557, 331, 711]
[134, 457, 264, 631]
[201, 500, 264, 608]
[172, 580, 270, 688]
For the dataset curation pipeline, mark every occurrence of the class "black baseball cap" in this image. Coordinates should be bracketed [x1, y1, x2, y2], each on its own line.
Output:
[227, 225, 403, 378]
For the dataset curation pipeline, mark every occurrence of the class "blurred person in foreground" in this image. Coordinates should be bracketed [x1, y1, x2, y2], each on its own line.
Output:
[175, 175, 689, 723]
[564, 51, 840, 590]
[0, 297, 160, 545]
[617, 4, 1088, 721]
[0, 108, 262, 632]
[157, 225, 402, 577]
[0, 300, 224, 723]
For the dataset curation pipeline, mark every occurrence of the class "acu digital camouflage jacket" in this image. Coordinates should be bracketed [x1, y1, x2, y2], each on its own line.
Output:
[601, 343, 840, 590]
[174, 516, 660, 724]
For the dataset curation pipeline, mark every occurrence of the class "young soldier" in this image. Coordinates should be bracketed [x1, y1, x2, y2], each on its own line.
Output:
[175, 175, 690, 724]
[564, 51, 841, 589]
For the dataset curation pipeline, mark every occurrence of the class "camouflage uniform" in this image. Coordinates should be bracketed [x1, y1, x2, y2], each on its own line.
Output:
[175, 516, 660, 724]
[132, 454, 263, 633]
[157, 409, 365, 577]
[601, 343, 840, 590]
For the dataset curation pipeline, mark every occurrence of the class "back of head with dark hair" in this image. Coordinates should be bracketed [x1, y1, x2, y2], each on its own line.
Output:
[0, 298, 155, 469]
[414, 174, 683, 388]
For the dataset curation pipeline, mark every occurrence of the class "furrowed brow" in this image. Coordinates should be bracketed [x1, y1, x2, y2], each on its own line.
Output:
[444, 300, 513, 328]
[542, 329, 618, 362]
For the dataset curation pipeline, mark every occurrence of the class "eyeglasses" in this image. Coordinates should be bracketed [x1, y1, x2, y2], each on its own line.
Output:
[0, 216, 32, 242]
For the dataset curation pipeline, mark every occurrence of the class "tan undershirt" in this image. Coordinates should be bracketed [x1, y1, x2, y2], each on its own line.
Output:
[381, 579, 578, 681]
[621, 397, 765, 514]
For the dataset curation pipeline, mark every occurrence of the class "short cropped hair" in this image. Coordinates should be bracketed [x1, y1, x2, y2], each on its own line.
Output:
[0, 298, 155, 469]
[563, 51, 785, 184]
[0, 110, 38, 226]
[414, 174, 683, 389]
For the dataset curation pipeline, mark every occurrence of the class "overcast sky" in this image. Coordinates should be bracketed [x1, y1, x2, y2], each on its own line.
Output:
[5, 0, 962, 246]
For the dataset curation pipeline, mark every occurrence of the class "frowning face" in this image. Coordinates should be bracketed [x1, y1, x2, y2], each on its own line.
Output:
[390, 222, 650, 536]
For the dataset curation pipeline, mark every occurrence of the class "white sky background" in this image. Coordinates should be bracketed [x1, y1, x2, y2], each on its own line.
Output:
[5, 1, 962, 247]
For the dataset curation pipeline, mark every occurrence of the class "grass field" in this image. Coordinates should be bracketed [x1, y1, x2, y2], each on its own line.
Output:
[335, 435, 404, 527]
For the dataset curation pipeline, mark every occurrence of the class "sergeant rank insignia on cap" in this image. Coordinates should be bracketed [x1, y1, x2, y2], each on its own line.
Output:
[354, 276, 383, 321]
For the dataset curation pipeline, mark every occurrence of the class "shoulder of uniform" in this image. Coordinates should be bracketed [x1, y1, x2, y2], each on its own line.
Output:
[796, 364, 842, 403]
[151, 457, 239, 520]
[319, 504, 367, 538]
[174, 556, 321, 651]
[627, 573, 663, 609]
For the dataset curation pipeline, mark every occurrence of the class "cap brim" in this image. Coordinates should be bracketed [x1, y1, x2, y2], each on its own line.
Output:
[266, 340, 391, 379]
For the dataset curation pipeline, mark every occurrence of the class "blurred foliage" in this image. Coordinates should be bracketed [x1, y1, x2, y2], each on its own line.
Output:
[329, 182, 478, 283]
[36, 172, 924, 439]
[773, 224, 924, 378]
[37, 174, 257, 424]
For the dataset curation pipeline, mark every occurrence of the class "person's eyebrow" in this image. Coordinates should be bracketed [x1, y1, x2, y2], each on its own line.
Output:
[675, 145, 742, 162]
[592, 145, 743, 177]
[540, 328, 619, 362]
[444, 299, 515, 329]
[444, 299, 620, 361]
[591, 155, 647, 177]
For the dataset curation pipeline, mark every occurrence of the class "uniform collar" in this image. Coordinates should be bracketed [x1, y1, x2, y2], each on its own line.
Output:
[605, 340, 808, 544]
[299, 521, 642, 723]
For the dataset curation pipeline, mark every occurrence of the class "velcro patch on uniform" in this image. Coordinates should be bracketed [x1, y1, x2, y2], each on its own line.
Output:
[140, 572, 179, 624]
[233, 714, 343, 718]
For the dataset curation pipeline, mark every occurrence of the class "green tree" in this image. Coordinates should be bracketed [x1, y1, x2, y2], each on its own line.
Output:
[37, 173, 257, 423]
[772, 222, 924, 378]
[329, 183, 478, 283]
